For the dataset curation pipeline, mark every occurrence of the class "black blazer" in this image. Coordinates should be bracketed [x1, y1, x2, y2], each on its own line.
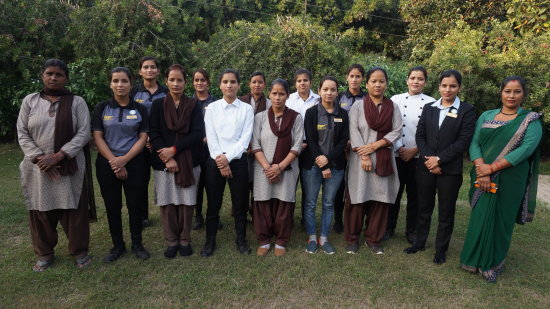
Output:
[300, 104, 349, 170]
[415, 101, 476, 175]
[148, 97, 205, 170]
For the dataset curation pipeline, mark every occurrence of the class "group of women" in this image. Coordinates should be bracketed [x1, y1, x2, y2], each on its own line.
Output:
[17, 58, 542, 284]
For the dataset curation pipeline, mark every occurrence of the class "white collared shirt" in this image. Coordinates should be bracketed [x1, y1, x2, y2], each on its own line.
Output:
[204, 98, 254, 162]
[286, 90, 320, 120]
[432, 97, 461, 128]
[392, 92, 435, 157]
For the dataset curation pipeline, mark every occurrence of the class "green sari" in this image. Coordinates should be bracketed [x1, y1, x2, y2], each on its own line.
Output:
[460, 109, 542, 272]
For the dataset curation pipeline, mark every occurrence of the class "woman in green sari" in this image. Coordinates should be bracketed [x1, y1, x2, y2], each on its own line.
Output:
[460, 76, 542, 283]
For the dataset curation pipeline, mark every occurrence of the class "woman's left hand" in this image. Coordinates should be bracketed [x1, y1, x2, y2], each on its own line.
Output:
[356, 143, 375, 156]
[476, 175, 491, 192]
[315, 155, 328, 168]
[424, 156, 439, 170]
[109, 156, 128, 173]
[158, 147, 176, 163]
[115, 167, 128, 180]
[322, 168, 332, 179]
[475, 164, 493, 177]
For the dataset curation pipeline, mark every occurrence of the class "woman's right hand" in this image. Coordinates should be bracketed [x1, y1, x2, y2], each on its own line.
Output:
[477, 175, 491, 192]
[475, 164, 493, 177]
[44, 167, 61, 181]
[115, 167, 128, 180]
[165, 158, 179, 173]
[361, 155, 373, 171]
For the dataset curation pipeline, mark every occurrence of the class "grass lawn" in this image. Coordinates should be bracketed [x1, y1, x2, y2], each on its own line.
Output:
[1, 143, 549, 308]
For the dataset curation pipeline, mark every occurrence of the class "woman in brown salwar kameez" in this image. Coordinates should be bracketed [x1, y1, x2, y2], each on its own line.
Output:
[17, 59, 93, 272]
[251, 78, 303, 256]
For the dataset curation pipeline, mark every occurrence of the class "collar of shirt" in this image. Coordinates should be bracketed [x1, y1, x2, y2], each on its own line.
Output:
[193, 93, 214, 103]
[221, 97, 243, 109]
[107, 98, 138, 110]
[432, 96, 460, 110]
[318, 102, 339, 116]
[135, 82, 167, 95]
[290, 90, 318, 103]
[343, 89, 366, 99]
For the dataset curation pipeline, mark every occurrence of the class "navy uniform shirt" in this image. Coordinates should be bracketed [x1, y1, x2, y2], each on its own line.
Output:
[130, 82, 168, 114]
[337, 89, 366, 112]
[91, 98, 149, 157]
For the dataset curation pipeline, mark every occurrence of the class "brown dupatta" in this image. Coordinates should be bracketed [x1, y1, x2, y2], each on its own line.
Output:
[240, 93, 267, 114]
[164, 94, 196, 187]
[40, 87, 77, 176]
[363, 95, 394, 176]
[268, 106, 298, 165]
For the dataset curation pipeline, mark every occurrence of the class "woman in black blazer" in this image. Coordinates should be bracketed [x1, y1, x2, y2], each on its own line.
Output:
[404, 70, 476, 264]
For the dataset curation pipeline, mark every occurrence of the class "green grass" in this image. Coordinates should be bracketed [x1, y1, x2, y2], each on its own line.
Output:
[1, 143, 549, 308]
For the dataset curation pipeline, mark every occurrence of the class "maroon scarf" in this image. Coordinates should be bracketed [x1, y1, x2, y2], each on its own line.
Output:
[268, 106, 299, 165]
[40, 87, 77, 176]
[164, 95, 196, 187]
[363, 95, 394, 177]
[240, 93, 267, 114]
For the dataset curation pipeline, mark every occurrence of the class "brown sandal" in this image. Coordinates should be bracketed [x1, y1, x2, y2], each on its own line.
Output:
[32, 258, 53, 272]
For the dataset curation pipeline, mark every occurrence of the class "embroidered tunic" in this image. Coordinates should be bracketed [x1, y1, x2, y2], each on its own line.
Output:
[17, 93, 90, 211]
[347, 100, 402, 204]
[251, 111, 304, 202]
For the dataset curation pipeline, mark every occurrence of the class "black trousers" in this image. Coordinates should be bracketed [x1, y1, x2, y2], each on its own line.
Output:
[141, 148, 151, 220]
[387, 158, 419, 234]
[333, 180, 345, 224]
[195, 159, 207, 217]
[204, 155, 249, 240]
[96, 153, 146, 247]
[414, 168, 462, 254]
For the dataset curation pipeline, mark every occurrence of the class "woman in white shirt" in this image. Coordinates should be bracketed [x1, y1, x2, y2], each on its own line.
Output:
[201, 69, 254, 257]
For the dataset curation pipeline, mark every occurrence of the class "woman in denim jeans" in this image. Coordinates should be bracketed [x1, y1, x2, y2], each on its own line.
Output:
[301, 76, 349, 254]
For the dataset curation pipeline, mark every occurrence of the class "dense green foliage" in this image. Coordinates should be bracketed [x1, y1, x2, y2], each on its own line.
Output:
[1, 0, 548, 146]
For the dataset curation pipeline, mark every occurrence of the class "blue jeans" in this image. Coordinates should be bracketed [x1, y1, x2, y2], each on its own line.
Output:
[302, 166, 345, 237]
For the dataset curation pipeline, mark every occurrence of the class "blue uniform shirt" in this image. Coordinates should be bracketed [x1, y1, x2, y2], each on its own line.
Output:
[91, 98, 149, 157]
[130, 82, 168, 114]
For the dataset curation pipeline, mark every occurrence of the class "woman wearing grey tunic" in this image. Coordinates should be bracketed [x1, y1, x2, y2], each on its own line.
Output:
[149, 65, 205, 258]
[251, 79, 303, 257]
[17, 59, 92, 271]
[345, 67, 402, 255]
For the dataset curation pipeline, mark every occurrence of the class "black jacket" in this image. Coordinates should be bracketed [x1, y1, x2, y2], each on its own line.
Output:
[300, 104, 349, 170]
[148, 97, 205, 170]
[415, 101, 476, 175]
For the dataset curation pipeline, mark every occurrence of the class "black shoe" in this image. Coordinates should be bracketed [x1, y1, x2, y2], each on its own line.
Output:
[433, 252, 446, 264]
[201, 238, 216, 257]
[218, 222, 224, 230]
[333, 220, 344, 234]
[180, 244, 193, 257]
[382, 230, 394, 241]
[104, 245, 126, 263]
[131, 243, 150, 260]
[235, 238, 251, 254]
[164, 245, 179, 259]
[406, 232, 417, 245]
[403, 245, 425, 254]
[192, 215, 204, 230]
[142, 219, 150, 230]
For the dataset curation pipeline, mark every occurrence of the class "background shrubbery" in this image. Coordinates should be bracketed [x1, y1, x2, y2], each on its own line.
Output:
[1, 0, 548, 149]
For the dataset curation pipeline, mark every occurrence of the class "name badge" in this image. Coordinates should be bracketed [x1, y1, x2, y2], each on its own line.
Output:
[126, 115, 138, 120]
[317, 124, 326, 130]
[446, 112, 457, 118]
[334, 118, 343, 123]
[103, 115, 113, 120]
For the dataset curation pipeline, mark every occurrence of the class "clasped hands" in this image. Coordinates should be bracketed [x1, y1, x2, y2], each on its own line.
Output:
[475, 164, 494, 193]
[215, 154, 232, 178]
[158, 146, 179, 173]
[36, 152, 64, 181]
[262, 163, 282, 184]
[424, 156, 442, 175]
